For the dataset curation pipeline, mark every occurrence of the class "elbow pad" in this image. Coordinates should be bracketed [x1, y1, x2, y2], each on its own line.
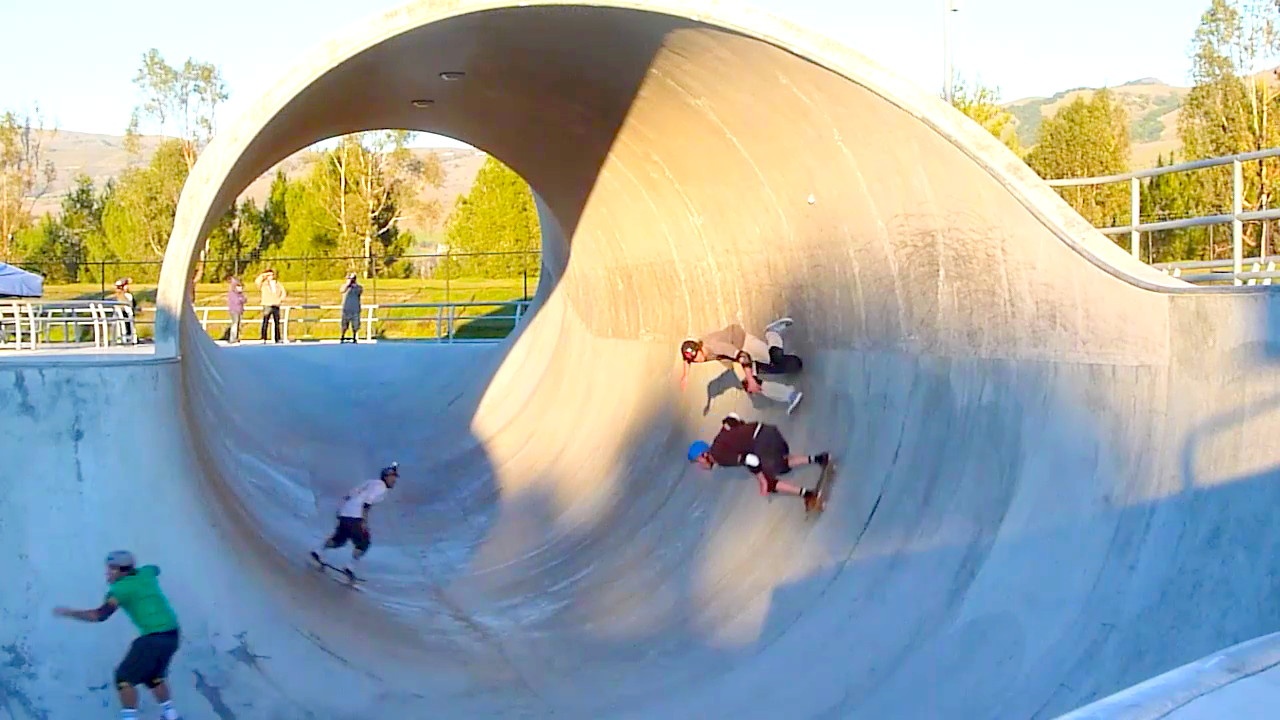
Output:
[744, 453, 761, 471]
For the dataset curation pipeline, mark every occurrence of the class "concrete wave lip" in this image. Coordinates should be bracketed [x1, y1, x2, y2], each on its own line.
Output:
[4, 1, 1280, 718]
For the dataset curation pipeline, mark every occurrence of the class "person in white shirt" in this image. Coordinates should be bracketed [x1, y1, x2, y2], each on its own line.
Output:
[311, 463, 399, 581]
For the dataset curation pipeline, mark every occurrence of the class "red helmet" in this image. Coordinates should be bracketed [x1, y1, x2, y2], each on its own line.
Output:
[680, 339, 701, 362]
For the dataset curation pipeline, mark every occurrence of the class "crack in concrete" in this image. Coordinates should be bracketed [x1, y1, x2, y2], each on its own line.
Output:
[192, 670, 237, 720]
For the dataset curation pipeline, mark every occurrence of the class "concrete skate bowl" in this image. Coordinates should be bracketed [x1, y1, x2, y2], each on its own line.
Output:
[9, 0, 1280, 718]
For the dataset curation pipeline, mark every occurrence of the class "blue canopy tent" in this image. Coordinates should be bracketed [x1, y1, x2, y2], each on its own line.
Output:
[0, 263, 43, 298]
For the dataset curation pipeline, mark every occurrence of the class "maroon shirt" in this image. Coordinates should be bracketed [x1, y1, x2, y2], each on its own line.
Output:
[708, 422, 760, 468]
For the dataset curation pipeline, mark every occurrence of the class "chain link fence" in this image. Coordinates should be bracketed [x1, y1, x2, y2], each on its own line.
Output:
[5, 249, 541, 342]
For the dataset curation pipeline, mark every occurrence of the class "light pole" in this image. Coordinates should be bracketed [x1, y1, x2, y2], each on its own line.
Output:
[943, 0, 960, 104]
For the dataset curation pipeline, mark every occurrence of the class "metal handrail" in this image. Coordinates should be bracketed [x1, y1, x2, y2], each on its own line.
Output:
[1045, 156, 1248, 281]
[189, 299, 532, 344]
[1045, 146, 1280, 187]
[0, 300, 136, 350]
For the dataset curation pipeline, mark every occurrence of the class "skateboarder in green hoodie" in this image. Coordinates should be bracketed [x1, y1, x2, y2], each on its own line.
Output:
[54, 550, 183, 720]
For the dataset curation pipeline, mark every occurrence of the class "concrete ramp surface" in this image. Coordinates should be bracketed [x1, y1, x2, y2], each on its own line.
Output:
[5, 1, 1280, 718]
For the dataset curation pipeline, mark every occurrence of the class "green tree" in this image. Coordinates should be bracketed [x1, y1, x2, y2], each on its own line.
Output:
[948, 75, 1023, 155]
[0, 108, 56, 259]
[12, 214, 83, 283]
[126, 49, 229, 171]
[1179, 0, 1280, 256]
[308, 132, 440, 276]
[1026, 89, 1132, 228]
[99, 140, 190, 279]
[1142, 153, 1217, 262]
[444, 156, 541, 279]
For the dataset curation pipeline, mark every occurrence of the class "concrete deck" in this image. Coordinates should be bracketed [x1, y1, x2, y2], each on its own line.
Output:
[3, 1, 1280, 718]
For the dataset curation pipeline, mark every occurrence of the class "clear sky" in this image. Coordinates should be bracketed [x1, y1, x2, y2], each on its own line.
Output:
[0, 0, 1214, 146]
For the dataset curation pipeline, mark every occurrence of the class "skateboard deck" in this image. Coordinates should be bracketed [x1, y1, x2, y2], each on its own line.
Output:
[310, 553, 365, 589]
[806, 460, 836, 516]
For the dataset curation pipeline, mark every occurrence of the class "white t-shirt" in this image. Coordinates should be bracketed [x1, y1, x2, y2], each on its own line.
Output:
[337, 479, 390, 518]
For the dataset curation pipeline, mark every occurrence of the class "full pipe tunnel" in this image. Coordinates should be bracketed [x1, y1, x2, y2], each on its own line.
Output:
[23, 0, 1280, 718]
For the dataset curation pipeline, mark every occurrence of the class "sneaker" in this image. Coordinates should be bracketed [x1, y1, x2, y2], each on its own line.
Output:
[814, 452, 829, 467]
[765, 317, 794, 335]
[310, 551, 323, 566]
[803, 490, 822, 512]
[342, 568, 357, 583]
[787, 390, 804, 415]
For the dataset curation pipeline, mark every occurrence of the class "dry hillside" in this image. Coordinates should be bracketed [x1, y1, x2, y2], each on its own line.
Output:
[1005, 78, 1189, 168]
[28, 131, 487, 238]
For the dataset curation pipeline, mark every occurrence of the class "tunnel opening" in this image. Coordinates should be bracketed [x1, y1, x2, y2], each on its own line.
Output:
[137, 2, 1215, 719]
[185, 131, 545, 346]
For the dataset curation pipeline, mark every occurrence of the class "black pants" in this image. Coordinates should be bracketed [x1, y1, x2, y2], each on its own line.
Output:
[326, 516, 371, 553]
[261, 305, 282, 342]
[755, 424, 793, 491]
[116, 629, 180, 688]
[755, 346, 803, 375]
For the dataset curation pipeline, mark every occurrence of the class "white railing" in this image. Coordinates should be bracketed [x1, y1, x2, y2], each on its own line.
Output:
[0, 300, 136, 351]
[1046, 146, 1280, 286]
[189, 300, 532, 344]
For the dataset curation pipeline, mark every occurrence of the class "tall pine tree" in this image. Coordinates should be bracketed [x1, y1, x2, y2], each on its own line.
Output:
[443, 157, 540, 279]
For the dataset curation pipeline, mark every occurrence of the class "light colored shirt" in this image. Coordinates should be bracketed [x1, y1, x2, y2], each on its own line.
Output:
[337, 479, 389, 518]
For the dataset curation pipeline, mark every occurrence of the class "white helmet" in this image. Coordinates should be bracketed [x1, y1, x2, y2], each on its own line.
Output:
[105, 550, 135, 569]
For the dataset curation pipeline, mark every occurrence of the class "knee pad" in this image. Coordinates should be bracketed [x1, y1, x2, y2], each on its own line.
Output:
[354, 535, 371, 553]
[147, 677, 166, 688]
[766, 476, 779, 493]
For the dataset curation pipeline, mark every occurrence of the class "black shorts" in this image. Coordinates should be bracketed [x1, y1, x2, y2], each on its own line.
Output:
[326, 516, 371, 552]
[755, 425, 792, 490]
[116, 629, 180, 688]
[754, 346, 803, 375]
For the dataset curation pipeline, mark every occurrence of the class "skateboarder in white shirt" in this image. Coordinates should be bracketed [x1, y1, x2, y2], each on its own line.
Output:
[311, 463, 399, 581]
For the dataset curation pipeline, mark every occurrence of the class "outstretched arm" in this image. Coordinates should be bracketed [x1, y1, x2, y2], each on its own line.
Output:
[732, 352, 761, 393]
[54, 597, 118, 623]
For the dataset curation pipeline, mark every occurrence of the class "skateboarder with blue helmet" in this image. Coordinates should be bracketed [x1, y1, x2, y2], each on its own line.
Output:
[53, 550, 183, 720]
[687, 413, 829, 510]
[311, 462, 399, 581]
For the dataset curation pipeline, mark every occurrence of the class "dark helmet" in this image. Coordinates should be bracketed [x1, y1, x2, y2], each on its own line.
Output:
[381, 462, 399, 480]
[680, 339, 701, 362]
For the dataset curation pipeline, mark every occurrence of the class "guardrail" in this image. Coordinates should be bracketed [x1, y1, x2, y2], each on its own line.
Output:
[1, 299, 531, 351]
[188, 299, 532, 343]
[1046, 146, 1280, 286]
[0, 300, 137, 350]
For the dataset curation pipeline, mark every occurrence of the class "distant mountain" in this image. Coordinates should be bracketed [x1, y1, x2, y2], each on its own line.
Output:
[28, 131, 488, 238]
[1004, 78, 1190, 169]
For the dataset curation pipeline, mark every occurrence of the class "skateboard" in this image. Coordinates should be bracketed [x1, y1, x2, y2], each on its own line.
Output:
[309, 552, 364, 589]
[806, 459, 836, 517]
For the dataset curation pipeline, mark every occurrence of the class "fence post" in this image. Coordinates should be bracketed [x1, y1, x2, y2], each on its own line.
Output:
[1233, 159, 1244, 286]
[1130, 176, 1141, 258]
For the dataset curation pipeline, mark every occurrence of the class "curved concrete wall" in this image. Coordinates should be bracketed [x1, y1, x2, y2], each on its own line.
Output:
[153, 0, 1185, 358]
[7, 1, 1280, 719]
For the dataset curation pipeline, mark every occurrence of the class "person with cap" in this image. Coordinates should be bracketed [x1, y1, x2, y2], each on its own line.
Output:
[311, 462, 400, 581]
[687, 413, 829, 510]
[254, 268, 288, 342]
[678, 317, 804, 414]
[53, 550, 183, 720]
[339, 272, 363, 343]
[113, 278, 139, 343]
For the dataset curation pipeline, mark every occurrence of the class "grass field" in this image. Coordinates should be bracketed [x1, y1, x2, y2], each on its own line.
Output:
[40, 277, 538, 341]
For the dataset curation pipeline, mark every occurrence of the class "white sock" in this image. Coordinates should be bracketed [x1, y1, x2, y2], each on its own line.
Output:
[161, 700, 179, 720]
[120, 709, 138, 720]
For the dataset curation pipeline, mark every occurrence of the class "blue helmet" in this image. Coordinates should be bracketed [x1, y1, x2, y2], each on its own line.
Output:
[687, 441, 710, 462]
